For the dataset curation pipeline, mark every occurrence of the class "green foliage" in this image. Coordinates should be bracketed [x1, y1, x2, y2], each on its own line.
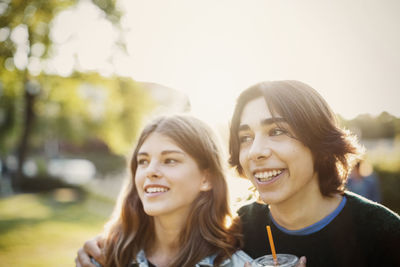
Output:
[365, 138, 400, 173]
[0, 69, 24, 155]
[91, 0, 121, 24]
[31, 73, 156, 155]
[0, 0, 121, 64]
[341, 112, 400, 139]
[0, 0, 127, 163]
[0, 71, 156, 157]
[0, 0, 155, 156]
[0, 0, 78, 65]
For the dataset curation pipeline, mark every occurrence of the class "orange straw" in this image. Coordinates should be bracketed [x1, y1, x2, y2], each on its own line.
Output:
[266, 225, 278, 265]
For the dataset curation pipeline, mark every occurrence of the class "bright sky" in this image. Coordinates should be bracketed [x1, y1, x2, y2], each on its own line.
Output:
[47, 0, 400, 126]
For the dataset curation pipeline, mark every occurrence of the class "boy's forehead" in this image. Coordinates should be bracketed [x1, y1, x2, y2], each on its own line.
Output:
[239, 97, 280, 127]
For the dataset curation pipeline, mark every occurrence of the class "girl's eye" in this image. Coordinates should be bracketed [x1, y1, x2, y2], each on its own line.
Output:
[239, 135, 253, 144]
[269, 127, 287, 136]
[137, 159, 148, 165]
[164, 158, 178, 164]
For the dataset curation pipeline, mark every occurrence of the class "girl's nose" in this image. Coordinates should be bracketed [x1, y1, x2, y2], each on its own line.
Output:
[145, 162, 162, 179]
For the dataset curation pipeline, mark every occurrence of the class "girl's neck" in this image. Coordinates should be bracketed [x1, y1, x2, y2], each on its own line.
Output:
[146, 213, 186, 267]
[269, 175, 342, 230]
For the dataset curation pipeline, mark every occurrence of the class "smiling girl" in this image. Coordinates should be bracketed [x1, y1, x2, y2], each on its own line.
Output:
[84, 115, 252, 267]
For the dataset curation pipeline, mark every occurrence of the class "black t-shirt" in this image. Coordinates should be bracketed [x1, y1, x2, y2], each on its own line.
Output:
[238, 192, 400, 267]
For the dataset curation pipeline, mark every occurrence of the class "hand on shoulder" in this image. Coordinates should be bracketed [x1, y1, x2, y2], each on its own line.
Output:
[75, 235, 105, 267]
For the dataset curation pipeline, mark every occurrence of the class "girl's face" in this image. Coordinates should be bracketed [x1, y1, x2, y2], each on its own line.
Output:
[135, 132, 210, 218]
[238, 97, 318, 205]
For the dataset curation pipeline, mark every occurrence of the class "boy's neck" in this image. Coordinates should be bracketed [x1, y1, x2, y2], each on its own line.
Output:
[269, 178, 342, 230]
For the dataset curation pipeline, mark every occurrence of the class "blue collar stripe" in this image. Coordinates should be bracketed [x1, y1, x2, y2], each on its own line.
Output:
[270, 196, 347, 236]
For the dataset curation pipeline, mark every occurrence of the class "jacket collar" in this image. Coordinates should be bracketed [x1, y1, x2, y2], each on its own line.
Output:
[132, 250, 233, 267]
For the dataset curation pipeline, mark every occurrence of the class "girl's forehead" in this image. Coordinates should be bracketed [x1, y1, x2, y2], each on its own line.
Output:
[140, 132, 181, 151]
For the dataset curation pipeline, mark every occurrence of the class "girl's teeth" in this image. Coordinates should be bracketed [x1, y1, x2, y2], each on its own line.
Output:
[146, 187, 169, 193]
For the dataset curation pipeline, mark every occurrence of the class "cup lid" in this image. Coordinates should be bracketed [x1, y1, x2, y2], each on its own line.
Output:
[252, 254, 299, 267]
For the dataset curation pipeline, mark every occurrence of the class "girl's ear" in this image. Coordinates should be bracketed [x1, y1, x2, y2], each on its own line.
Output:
[200, 170, 212, 191]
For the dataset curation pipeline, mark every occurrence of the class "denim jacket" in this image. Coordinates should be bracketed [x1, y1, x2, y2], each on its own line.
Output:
[132, 249, 253, 267]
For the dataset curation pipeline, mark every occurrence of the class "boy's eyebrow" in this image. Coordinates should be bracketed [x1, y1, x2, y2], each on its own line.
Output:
[238, 117, 287, 132]
[261, 117, 286, 126]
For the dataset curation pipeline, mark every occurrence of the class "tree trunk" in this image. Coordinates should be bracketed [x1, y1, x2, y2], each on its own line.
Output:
[14, 78, 37, 190]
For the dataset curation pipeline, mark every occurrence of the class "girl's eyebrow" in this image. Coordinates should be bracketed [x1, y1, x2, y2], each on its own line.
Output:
[137, 150, 184, 156]
[238, 124, 250, 132]
[161, 150, 184, 155]
[238, 117, 287, 132]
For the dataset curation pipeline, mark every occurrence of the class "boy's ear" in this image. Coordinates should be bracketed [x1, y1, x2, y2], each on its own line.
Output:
[200, 170, 212, 191]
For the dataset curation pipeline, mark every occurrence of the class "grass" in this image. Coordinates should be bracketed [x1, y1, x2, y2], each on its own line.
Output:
[0, 189, 115, 267]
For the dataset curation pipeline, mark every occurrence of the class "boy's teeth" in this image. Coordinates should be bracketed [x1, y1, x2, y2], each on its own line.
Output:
[145, 187, 169, 193]
[254, 170, 282, 181]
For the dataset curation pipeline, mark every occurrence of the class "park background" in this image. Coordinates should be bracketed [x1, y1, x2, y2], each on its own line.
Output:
[1, 0, 399, 266]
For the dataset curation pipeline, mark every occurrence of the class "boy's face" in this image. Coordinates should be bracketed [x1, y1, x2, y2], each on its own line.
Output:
[238, 97, 318, 205]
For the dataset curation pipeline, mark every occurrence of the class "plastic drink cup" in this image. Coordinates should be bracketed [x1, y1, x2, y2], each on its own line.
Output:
[251, 254, 299, 267]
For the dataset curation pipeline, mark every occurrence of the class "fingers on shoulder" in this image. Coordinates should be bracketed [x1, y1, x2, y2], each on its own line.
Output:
[76, 247, 94, 267]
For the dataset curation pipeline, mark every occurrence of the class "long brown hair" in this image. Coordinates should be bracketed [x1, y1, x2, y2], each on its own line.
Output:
[104, 115, 241, 267]
[229, 80, 364, 196]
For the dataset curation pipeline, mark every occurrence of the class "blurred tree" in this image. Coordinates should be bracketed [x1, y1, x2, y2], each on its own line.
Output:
[0, 0, 150, 190]
[377, 112, 396, 138]
[347, 112, 398, 139]
[0, 69, 23, 156]
[34, 72, 155, 155]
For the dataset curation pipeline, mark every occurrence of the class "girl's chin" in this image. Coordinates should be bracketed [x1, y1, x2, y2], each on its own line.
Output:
[143, 207, 163, 217]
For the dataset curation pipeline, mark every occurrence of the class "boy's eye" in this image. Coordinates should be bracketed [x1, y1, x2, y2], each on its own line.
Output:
[269, 127, 287, 136]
